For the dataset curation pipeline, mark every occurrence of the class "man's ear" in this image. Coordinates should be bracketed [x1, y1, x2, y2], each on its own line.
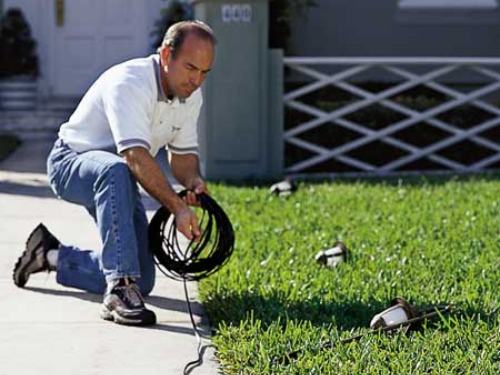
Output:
[159, 46, 171, 66]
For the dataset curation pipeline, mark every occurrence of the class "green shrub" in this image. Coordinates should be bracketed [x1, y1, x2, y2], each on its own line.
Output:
[0, 8, 39, 78]
[0, 134, 21, 161]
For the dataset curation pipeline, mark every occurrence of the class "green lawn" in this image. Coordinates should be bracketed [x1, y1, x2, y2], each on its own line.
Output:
[200, 176, 499, 374]
[0, 134, 20, 162]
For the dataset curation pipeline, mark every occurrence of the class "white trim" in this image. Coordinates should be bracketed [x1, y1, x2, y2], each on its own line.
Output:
[284, 57, 500, 64]
[399, 0, 498, 9]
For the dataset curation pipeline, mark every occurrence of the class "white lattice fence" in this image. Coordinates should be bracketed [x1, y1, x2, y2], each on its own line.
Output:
[283, 57, 500, 176]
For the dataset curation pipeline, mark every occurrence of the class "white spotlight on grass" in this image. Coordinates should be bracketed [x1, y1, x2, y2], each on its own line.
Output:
[315, 241, 348, 268]
[370, 297, 419, 330]
[269, 178, 297, 197]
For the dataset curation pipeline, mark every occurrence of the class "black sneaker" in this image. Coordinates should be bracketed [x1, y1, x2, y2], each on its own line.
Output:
[100, 278, 156, 326]
[13, 223, 60, 287]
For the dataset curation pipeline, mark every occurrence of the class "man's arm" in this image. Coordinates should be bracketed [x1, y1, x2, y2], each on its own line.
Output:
[121, 147, 200, 240]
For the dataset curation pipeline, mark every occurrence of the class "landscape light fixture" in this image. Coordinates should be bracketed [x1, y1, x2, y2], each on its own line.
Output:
[281, 298, 452, 363]
[315, 241, 348, 268]
[370, 297, 419, 331]
[269, 178, 297, 197]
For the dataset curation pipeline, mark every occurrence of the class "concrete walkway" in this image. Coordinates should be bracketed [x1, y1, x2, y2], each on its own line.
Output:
[0, 136, 219, 375]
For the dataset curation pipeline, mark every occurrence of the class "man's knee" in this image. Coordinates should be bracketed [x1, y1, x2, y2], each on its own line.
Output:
[107, 161, 133, 182]
[96, 161, 135, 191]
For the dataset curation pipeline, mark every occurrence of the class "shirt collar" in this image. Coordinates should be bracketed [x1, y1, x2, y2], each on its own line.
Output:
[152, 54, 185, 106]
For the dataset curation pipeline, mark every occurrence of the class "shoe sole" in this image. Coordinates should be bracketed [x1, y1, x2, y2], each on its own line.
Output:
[100, 306, 156, 326]
[13, 224, 58, 288]
[13, 252, 33, 287]
[13, 228, 45, 287]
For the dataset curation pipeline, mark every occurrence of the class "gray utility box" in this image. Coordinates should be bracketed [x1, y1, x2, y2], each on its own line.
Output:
[193, 0, 283, 180]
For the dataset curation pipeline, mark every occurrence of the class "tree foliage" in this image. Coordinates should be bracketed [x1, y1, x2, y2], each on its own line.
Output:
[269, 0, 316, 53]
[151, 0, 194, 50]
[0, 8, 39, 78]
[150, 0, 316, 54]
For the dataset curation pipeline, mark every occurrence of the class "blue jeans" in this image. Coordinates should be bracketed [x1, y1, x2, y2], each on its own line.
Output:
[46, 139, 155, 295]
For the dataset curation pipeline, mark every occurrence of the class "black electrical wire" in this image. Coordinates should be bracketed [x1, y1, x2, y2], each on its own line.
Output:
[148, 190, 235, 374]
[281, 304, 453, 364]
[149, 190, 234, 281]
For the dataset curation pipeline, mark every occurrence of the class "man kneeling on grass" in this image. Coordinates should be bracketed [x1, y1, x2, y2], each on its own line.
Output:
[12, 21, 216, 326]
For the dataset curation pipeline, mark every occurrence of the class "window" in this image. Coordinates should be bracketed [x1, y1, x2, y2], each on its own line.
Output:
[397, 0, 499, 24]
[399, 0, 498, 9]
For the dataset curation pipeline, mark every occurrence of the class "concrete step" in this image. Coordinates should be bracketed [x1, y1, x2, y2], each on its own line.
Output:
[0, 110, 67, 140]
[0, 97, 78, 140]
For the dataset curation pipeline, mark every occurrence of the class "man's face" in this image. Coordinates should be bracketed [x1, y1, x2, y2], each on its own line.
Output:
[161, 34, 214, 99]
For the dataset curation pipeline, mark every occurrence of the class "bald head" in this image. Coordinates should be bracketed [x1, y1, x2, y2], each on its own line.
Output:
[160, 21, 216, 59]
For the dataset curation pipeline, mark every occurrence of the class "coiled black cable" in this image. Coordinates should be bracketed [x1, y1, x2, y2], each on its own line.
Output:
[148, 190, 235, 373]
[149, 190, 234, 281]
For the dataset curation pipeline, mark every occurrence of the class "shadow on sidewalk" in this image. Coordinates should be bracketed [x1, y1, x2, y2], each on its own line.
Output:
[24, 286, 102, 302]
[24, 285, 204, 319]
[0, 179, 164, 212]
[0, 180, 55, 198]
[143, 322, 211, 337]
[0, 137, 55, 174]
[24, 285, 209, 337]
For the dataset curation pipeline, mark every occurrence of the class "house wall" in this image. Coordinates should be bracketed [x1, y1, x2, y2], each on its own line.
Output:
[288, 0, 500, 57]
[2, 0, 167, 96]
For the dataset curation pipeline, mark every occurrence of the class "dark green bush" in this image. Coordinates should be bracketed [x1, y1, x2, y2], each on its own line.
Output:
[150, 0, 194, 50]
[0, 134, 21, 161]
[0, 8, 39, 78]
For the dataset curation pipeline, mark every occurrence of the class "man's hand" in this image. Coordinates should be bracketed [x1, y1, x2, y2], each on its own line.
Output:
[170, 153, 208, 206]
[184, 176, 209, 206]
[174, 205, 201, 241]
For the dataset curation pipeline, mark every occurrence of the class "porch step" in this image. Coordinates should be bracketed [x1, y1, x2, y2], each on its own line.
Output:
[38, 96, 81, 111]
[0, 97, 79, 140]
[0, 109, 72, 140]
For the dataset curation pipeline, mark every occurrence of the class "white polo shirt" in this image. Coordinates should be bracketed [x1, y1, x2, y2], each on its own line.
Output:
[58, 54, 201, 157]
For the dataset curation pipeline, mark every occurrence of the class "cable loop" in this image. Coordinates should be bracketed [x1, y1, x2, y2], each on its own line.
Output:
[149, 190, 235, 281]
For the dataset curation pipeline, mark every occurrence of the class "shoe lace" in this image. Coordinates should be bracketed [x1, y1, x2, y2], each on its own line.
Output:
[114, 278, 145, 308]
[125, 283, 145, 307]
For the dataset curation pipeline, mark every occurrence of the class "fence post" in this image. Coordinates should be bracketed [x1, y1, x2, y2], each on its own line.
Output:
[267, 48, 284, 177]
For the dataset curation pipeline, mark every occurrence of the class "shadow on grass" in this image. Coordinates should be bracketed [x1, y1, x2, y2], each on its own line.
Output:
[205, 291, 388, 330]
[205, 291, 497, 332]
[297, 171, 500, 187]
[212, 171, 500, 190]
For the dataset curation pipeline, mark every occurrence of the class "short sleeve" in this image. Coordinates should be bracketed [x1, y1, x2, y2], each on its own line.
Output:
[102, 76, 154, 154]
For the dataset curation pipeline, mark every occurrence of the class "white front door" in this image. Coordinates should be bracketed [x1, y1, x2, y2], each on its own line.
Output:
[50, 0, 149, 96]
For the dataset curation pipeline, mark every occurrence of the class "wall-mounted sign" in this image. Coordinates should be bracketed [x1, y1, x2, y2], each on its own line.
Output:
[55, 0, 65, 27]
[221, 4, 252, 23]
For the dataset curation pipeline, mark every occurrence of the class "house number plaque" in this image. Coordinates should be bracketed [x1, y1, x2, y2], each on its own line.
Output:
[221, 4, 252, 23]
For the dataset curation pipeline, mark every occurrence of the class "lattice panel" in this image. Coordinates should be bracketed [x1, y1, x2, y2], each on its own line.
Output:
[283, 58, 500, 175]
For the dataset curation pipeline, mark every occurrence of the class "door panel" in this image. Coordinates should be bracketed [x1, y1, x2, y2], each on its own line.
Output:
[63, 37, 96, 67]
[51, 0, 148, 96]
